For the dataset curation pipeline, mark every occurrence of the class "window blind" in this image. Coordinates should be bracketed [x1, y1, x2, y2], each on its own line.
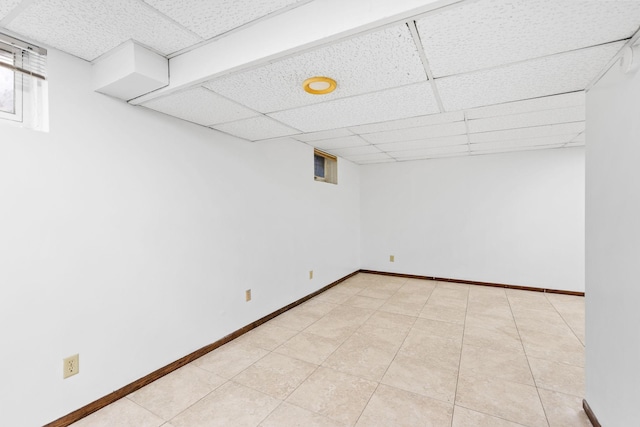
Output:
[0, 33, 47, 81]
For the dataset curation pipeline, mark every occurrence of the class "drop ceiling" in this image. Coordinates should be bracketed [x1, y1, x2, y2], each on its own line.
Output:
[2, 0, 640, 164]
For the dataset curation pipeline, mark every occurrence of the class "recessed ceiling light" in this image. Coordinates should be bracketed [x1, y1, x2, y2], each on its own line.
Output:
[303, 76, 337, 95]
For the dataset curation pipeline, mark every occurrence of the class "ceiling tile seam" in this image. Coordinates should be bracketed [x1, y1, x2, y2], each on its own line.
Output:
[585, 26, 640, 91]
[262, 81, 431, 116]
[292, 130, 357, 144]
[366, 127, 468, 142]
[461, 91, 585, 119]
[469, 131, 585, 146]
[135, 0, 205, 42]
[372, 136, 468, 149]
[406, 20, 445, 113]
[469, 145, 568, 156]
[463, 111, 471, 153]
[382, 143, 470, 154]
[165, 0, 315, 59]
[466, 104, 586, 123]
[0, 0, 37, 27]
[467, 120, 585, 136]
[197, 86, 302, 132]
[432, 39, 631, 80]
[354, 118, 466, 137]
[563, 132, 584, 147]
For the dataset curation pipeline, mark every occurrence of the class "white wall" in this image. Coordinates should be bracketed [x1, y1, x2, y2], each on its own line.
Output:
[585, 55, 640, 425]
[0, 50, 360, 427]
[360, 149, 585, 292]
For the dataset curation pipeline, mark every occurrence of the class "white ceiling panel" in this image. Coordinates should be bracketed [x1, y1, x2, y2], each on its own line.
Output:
[465, 92, 585, 120]
[348, 111, 465, 134]
[343, 152, 395, 164]
[470, 135, 575, 151]
[571, 133, 585, 143]
[467, 106, 584, 134]
[213, 116, 300, 141]
[268, 83, 439, 132]
[376, 135, 468, 152]
[205, 24, 426, 112]
[309, 136, 368, 151]
[565, 141, 585, 147]
[361, 121, 467, 144]
[391, 144, 469, 160]
[143, 0, 306, 40]
[294, 128, 354, 142]
[5, 0, 202, 61]
[0, 0, 20, 21]
[471, 144, 566, 156]
[469, 122, 584, 144]
[417, 0, 640, 77]
[142, 87, 258, 126]
[437, 42, 624, 111]
[328, 145, 381, 157]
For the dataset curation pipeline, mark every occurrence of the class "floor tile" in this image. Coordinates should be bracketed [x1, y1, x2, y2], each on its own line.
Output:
[286, 367, 377, 426]
[455, 375, 547, 427]
[343, 294, 386, 310]
[528, 357, 585, 397]
[463, 324, 523, 353]
[128, 364, 225, 420]
[192, 341, 269, 379]
[71, 398, 164, 427]
[411, 317, 464, 340]
[399, 330, 462, 371]
[267, 309, 321, 331]
[381, 352, 458, 403]
[259, 402, 345, 427]
[169, 381, 280, 427]
[355, 384, 453, 427]
[459, 344, 534, 386]
[451, 405, 527, 427]
[233, 353, 317, 400]
[323, 332, 397, 381]
[419, 303, 466, 324]
[273, 332, 342, 365]
[538, 389, 592, 427]
[519, 329, 584, 367]
[235, 323, 300, 351]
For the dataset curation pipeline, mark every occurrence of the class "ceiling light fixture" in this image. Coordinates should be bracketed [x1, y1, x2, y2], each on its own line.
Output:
[303, 76, 337, 95]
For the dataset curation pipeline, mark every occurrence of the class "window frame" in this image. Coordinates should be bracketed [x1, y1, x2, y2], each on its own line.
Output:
[314, 149, 338, 184]
[0, 47, 23, 123]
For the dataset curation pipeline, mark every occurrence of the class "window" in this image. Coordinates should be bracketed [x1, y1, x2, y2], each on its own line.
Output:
[0, 33, 47, 131]
[314, 149, 337, 184]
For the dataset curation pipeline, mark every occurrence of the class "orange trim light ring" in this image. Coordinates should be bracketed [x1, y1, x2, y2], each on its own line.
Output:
[303, 76, 337, 95]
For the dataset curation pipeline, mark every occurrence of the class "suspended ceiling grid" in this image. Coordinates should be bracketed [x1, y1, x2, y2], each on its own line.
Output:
[1, 0, 640, 164]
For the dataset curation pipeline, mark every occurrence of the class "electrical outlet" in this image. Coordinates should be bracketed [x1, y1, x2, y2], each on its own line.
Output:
[245, 289, 251, 302]
[390, 255, 395, 262]
[309, 270, 313, 279]
[63, 354, 79, 379]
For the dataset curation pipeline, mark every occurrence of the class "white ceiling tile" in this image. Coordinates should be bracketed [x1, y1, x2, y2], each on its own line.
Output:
[143, 0, 305, 39]
[343, 152, 395, 164]
[308, 136, 368, 151]
[391, 144, 470, 159]
[268, 83, 439, 132]
[465, 92, 585, 120]
[294, 129, 354, 142]
[213, 116, 300, 141]
[470, 135, 576, 151]
[361, 121, 467, 145]
[469, 122, 584, 144]
[467, 106, 584, 133]
[348, 111, 465, 134]
[471, 144, 567, 156]
[417, 0, 640, 77]
[0, 0, 20, 21]
[204, 24, 426, 112]
[142, 87, 258, 126]
[355, 157, 397, 165]
[571, 133, 585, 143]
[376, 135, 468, 152]
[328, 145, 381, 157]
[437, 42, 624, 111]
[6, 0, 202, 61]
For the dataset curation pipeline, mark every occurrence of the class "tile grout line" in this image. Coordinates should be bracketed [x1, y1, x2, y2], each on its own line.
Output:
[450, 281, 471, 427]
[505, 293, 552, 427]
[543, 293, 585, 347]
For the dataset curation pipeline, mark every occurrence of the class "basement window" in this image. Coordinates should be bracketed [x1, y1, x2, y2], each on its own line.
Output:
[314, 149, 337, 184]
[0, 33, 48, 131]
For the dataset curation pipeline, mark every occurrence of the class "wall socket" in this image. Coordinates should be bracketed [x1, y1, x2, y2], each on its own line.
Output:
[63, 354, 79, 379]
[309, 270, 313, 279]
[245, 289, 251, 302]
[390, 255, 395, 262]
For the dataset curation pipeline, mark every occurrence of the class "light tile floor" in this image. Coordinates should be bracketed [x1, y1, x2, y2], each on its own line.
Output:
[71, 273, 590, 427]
